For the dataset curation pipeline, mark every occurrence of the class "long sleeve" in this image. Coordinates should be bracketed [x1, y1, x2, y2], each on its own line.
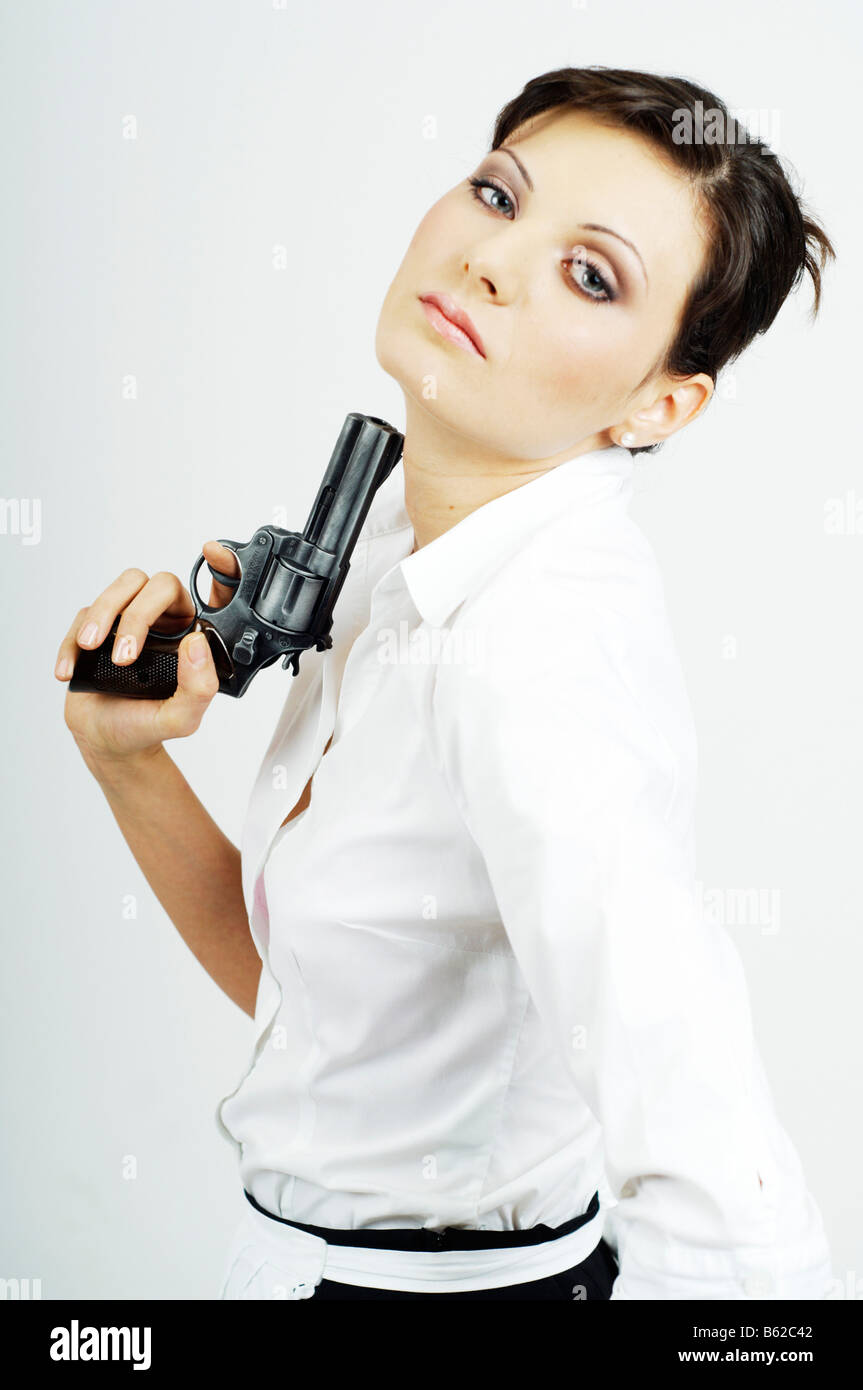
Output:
[430, 580, 832, 1299]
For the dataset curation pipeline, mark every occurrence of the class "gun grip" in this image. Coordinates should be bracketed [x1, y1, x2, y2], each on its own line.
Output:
[68, 618, 183, 700]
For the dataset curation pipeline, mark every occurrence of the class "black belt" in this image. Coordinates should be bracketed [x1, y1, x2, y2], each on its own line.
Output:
[243, 1187, 600, 1253]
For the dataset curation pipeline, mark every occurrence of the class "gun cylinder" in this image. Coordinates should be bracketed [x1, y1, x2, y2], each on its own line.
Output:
[255, 557, 326, 630]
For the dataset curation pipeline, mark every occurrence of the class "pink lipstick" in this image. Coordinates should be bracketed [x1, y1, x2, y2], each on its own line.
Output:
[418, 293, 486, 359]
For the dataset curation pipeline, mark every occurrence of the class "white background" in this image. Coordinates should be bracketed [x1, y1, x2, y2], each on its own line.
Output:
[1, 0, 860, 1297]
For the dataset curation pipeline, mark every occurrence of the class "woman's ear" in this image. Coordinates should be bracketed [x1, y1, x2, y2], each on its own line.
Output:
[628, 373, 714, 445]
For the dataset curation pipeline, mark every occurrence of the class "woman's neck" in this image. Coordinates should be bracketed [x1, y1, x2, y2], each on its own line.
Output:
[401, 399, 581, 553]
[400, 397, 608, 553]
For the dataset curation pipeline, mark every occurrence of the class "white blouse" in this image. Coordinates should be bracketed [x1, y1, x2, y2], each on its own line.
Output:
[214, 442, 833, 1299]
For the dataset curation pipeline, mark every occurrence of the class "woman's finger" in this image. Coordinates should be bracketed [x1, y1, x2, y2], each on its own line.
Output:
[202, 540, 241, 609]
[154, 630, 221, 740]
[54, 606, 92, 680]
[106, 572, 196, 666]
[54, 568, 152, 680]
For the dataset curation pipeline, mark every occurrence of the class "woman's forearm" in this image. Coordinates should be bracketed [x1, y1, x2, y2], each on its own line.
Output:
[81, 743, 260, 1017]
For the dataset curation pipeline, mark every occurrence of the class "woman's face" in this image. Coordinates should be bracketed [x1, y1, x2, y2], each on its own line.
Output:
[375, 107, 713, 462]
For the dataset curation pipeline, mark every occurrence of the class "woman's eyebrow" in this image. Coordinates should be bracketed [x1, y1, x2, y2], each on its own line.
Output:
[496, 146, 649, 290]
[498, 145, 534, 191]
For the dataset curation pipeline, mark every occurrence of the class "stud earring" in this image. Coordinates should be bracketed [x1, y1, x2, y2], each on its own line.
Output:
[620, 431, 636, 447]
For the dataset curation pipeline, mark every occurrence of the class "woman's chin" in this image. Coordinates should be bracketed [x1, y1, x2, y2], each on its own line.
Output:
[375, 329, 429, 393]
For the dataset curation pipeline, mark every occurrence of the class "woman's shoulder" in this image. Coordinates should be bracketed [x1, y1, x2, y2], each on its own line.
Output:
[438, 508, 697, 783]
[451, 505, 669, 643]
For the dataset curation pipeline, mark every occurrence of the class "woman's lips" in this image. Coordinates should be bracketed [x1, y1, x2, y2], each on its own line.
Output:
[418, 294, 486, 359]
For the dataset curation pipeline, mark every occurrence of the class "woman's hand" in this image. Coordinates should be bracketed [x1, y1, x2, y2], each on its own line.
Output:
[55, 541, 240, 767]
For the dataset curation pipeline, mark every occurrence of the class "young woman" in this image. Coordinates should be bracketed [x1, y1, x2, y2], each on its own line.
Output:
[56, 66, 836, 1301]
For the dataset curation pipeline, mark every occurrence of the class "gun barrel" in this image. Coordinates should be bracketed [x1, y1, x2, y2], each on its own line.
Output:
[303, 414, 403, 556]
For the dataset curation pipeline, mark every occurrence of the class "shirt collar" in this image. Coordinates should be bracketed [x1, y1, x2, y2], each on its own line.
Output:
[364, 442, 635, 628]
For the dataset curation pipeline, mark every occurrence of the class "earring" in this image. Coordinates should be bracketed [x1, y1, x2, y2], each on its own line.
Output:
[620, 431, 636, 447]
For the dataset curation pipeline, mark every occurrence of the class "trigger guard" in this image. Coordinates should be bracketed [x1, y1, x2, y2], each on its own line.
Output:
[206, 562, 240, 589]
[190, 540, 243, 615]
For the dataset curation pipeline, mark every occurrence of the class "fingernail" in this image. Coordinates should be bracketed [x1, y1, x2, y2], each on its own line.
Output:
[114, 635, 137, 663]
[55, 657, 72, 679]
[78, 621, 99, 646]
[187, 634, 206, 665]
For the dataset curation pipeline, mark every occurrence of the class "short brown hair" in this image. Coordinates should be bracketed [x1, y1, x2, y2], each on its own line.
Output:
[490, 66, 837, 455]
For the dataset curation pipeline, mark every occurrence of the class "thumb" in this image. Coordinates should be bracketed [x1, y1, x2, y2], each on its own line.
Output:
[156, 631, 221, 739]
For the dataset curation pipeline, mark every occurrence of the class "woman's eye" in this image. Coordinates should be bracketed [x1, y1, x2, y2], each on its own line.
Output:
[467, 176, 515, 217]
[466, 178, 617, 305]
[568, 248, 617, 305]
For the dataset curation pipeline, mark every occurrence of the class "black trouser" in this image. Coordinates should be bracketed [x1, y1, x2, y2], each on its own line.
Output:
[243, 1186, 618, 1300]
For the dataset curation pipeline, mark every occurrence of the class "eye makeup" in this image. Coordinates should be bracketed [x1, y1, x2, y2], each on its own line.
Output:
[466, 174, 620, 305]
[478, 149, 648, 295]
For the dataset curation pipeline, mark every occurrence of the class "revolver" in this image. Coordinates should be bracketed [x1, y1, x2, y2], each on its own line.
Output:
[68, 412, 404, 699]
